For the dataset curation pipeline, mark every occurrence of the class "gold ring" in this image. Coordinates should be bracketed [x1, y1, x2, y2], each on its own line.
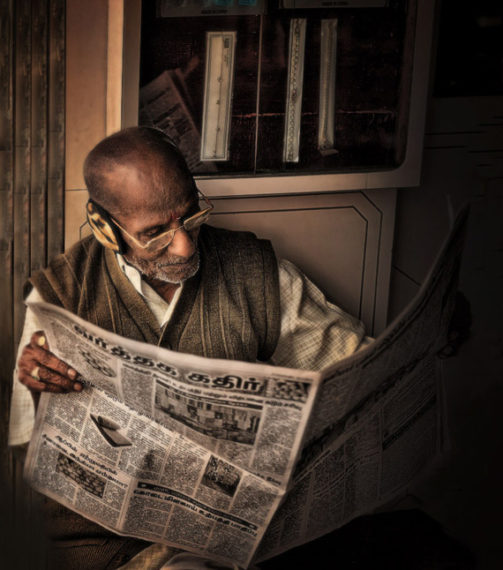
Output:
[30, 366, 40, 380]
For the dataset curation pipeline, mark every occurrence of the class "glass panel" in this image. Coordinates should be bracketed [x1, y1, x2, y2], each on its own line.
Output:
[139, 1, 412, 176]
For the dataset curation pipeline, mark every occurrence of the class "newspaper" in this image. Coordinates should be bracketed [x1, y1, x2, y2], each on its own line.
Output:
[24, 209, 468, 567]
[24, 304, 322, 568]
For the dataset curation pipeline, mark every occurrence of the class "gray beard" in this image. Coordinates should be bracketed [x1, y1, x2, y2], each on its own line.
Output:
[124, 250, 200, 284]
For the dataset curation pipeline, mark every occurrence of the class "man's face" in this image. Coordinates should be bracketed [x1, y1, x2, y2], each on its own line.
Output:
[104, 159, 201, 284]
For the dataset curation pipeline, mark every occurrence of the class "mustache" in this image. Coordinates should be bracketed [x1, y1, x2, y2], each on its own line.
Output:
[123, 250, 199, 270]
[154, 251, 199, 267]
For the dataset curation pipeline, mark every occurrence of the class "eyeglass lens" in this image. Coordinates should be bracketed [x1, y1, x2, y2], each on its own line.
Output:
[142, 207, 212, 252]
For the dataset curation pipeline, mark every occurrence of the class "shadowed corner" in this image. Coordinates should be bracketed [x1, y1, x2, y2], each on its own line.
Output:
[0, 446, 50, 570]
[258, 508, 476, 570]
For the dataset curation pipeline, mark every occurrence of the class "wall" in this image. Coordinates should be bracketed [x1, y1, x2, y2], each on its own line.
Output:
[389, 95, 503, 568]
[64, 0, 109, 244]
[0, 1, 65, 565]
[0, 0, 65, 471]
[386, 8, 503, 569]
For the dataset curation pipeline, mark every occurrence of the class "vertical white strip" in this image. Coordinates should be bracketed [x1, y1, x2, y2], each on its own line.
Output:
[200, 31, 236, 161]
[254, 16, 264, 170]
[106, 0, 124, 135]
[318, 19, 338, 153]
[283, 18, 306, 163]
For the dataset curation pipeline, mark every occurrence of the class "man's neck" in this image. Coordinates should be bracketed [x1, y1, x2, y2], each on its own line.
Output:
[142, 276, 180, 303]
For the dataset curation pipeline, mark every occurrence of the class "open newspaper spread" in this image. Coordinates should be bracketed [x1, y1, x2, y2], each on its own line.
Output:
[24, 209, 468, 568]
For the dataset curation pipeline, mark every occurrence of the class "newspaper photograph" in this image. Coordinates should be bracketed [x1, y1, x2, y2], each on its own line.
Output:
[24, 208, 468, 568]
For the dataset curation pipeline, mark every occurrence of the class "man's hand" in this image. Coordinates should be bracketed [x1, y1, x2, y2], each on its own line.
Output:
[438, 291, 472, 359]
[18, 331, 83, 393]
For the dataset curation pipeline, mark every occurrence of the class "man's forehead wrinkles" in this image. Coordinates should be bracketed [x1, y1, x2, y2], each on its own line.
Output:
[151, 193, 193, 215]
[117, 196, 194, 233]
[111, 184, 184, 214]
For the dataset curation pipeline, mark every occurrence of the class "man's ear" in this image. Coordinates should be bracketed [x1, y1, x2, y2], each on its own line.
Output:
[86, 200, 127, 254]
[438, 291, 472, 358]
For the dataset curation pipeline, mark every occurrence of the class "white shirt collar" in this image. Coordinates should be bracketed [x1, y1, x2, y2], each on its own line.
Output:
[115, 253, 184, 327]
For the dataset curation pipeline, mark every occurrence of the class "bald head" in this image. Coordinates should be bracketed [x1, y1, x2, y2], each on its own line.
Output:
[84, 127, 196, 215]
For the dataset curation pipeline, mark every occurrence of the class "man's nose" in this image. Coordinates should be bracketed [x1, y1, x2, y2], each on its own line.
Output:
[168, 227, 196, 258]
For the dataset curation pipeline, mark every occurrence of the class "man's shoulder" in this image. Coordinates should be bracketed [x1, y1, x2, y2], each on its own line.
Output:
[48, 236, 97, 268]
[199, 224, 278, 289]
[43, 235, 101, 273]
[28, 236, 105, 305]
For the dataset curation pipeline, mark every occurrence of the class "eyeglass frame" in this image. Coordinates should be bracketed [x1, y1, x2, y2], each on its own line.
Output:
[109, 189, 213, 253]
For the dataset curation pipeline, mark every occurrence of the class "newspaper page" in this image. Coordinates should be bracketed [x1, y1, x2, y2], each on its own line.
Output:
[254, 207, 468, 563]
[23, 305, 322, 568]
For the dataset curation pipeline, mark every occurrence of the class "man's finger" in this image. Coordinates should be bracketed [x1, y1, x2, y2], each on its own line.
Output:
[30, 366, 41, 380]
[36, 347, 79, 380]
[19, 364, 83, 392]
[19, 365, 82, 392]
[30, 331, 49, 350]
[36, 364, 83, 391]
[19, 369, 66, 393]
[18, 347, 83, 392]
[24, 342, 79, 381]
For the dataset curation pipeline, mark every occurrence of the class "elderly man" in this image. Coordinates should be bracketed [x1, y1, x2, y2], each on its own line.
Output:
[9, 127, 369, 569]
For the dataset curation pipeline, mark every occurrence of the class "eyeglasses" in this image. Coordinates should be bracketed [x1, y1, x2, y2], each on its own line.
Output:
[112, 190, 213, 254]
